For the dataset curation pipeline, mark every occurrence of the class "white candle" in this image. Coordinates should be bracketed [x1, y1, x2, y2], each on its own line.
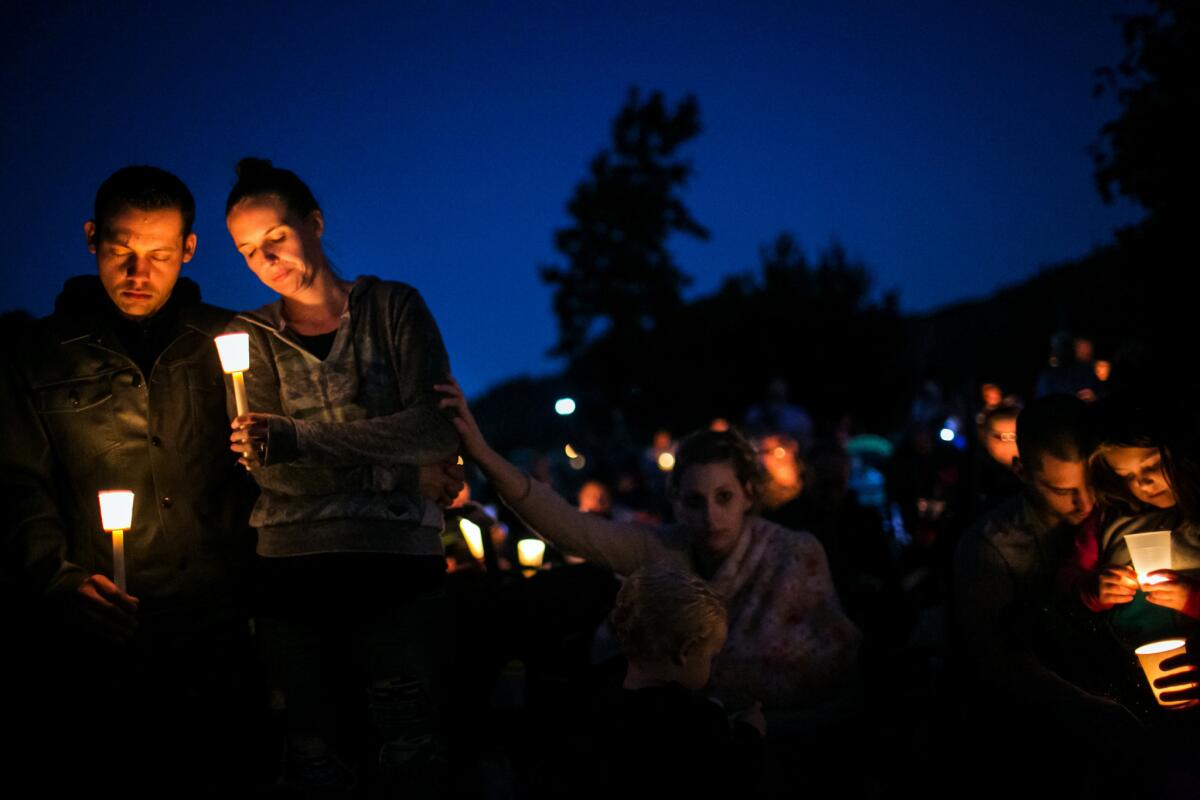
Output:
[98, 490, 134, 593]
[214, 334, 251, 416]
[459, 518, 485, 561]
[517, 538, 545, 571]
[111, 529, 126, 593]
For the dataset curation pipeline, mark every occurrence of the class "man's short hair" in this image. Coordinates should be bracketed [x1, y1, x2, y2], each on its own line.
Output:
[94, 166, 195, 238]
[980, 402, 1020, 432]
[1017, 394, 1092, 471]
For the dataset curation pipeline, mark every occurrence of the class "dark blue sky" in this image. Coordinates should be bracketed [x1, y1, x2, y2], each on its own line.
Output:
[1, 1, 1143, 395]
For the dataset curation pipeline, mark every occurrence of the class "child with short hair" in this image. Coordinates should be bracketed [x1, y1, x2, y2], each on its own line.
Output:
[591, 566, 765, 797]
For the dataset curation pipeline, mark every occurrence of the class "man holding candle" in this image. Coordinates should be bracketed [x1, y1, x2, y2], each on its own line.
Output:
[0, 166, 261, 791]
[953, 395, 1143, 792]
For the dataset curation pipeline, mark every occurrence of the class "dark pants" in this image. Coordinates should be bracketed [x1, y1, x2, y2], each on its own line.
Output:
[14, 606, 265, 798]
[256, 553, 446, 796]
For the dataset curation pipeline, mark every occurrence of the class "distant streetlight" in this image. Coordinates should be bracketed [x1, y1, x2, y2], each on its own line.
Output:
[555, 397, 576, 416]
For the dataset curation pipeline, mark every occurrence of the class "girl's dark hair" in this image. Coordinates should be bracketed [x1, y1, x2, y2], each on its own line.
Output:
[225, 157, 320, 218]
[1164, 438, 1200, 524]
[668, 427, 766, 507]
[1089, 395, 1161, 515]
[1088, 394, 1200, 521]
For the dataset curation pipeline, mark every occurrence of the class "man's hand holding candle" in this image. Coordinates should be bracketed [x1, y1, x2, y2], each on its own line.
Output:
[70, 574, 139, 644]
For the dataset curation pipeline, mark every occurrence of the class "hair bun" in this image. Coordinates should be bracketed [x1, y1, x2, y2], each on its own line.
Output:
[234, 157, 274, 181]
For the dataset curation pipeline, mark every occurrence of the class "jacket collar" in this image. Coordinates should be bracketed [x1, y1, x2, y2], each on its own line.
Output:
[52, 275, 207, 344]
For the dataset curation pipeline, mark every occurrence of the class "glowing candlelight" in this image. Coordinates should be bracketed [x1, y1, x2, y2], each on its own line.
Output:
[459, 518, 485, 561]
[1135, 639, 1199, 709]
[1125, 530, 1172, 585]
[214, 333, 251, 416]
[98, 490, 134, 593]
[517, 538, 545, 572]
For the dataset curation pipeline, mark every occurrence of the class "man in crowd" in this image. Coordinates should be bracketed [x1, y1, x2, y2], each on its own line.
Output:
[1, 166, 261, 792]
[954, 394, 1141, 793]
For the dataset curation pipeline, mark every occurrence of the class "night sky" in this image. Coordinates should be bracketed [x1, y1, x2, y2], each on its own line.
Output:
[1, 1, 1143, 396]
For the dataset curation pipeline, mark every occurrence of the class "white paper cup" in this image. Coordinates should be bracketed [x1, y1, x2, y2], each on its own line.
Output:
[517, 539, 545, 571]
[1135, 639, 1198, 709]
[1125, 530, 1172, 585]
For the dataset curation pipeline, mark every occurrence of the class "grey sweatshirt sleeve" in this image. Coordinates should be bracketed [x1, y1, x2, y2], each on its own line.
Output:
[502, 477, 677, 575]
[288, 287, 460, 467]
[230, 321, 420, 495]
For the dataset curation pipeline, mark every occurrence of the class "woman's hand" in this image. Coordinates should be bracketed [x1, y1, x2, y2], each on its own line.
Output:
[230, 412, 298, 470]
[1096, 566, 1138, 608]
[435, 377, 492, 461]
[1143, 570, 1200, 618]
[419, 461, 466, 508]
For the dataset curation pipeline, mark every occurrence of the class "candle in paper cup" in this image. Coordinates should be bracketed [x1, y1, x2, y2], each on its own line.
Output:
[214, 333, 250, 373]
[1135, 638, 1199, 709]
[517, 539, 545, 571]
[459, 518, 485, 561]
[97, 490, 134, 593]
[1125, 530, 1172, 585]
[214, 333, 251, 416]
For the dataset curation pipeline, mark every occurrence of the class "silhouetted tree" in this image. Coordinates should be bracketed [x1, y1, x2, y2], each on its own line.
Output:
[541, 88, 708, 359]
[1093, 0, 1198, 222]
[565, 232, 904, 436]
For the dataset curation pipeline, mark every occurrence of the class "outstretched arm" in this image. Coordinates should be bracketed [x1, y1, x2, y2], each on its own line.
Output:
[436, 377, 669, 575]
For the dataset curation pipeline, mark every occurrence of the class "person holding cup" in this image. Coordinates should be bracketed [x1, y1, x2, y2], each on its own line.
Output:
[1085, 396, 1200, 630]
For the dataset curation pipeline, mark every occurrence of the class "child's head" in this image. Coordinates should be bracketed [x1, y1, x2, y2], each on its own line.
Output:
[611, 566, 728, 690]
[1090, 396, 1176, 514]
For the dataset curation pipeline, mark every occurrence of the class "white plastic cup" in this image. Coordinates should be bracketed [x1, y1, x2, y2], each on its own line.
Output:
[1125, 530, 1172, 585]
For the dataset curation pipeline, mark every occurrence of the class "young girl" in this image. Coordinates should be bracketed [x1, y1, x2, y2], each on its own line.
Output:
[1085, 397, 1200, 633]
[594, 566, 765, 796]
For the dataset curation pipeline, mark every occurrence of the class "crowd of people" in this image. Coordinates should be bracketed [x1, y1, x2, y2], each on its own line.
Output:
[1, 164, 1197, 798]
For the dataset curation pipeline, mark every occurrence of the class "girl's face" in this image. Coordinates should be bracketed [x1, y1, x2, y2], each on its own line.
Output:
[672, 461, 753, 558]
[1104, 446, 1176, 509]
[226, 196, 324, 299]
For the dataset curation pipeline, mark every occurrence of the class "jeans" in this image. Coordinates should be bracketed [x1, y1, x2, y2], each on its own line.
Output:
[256, 553, 447, 795]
